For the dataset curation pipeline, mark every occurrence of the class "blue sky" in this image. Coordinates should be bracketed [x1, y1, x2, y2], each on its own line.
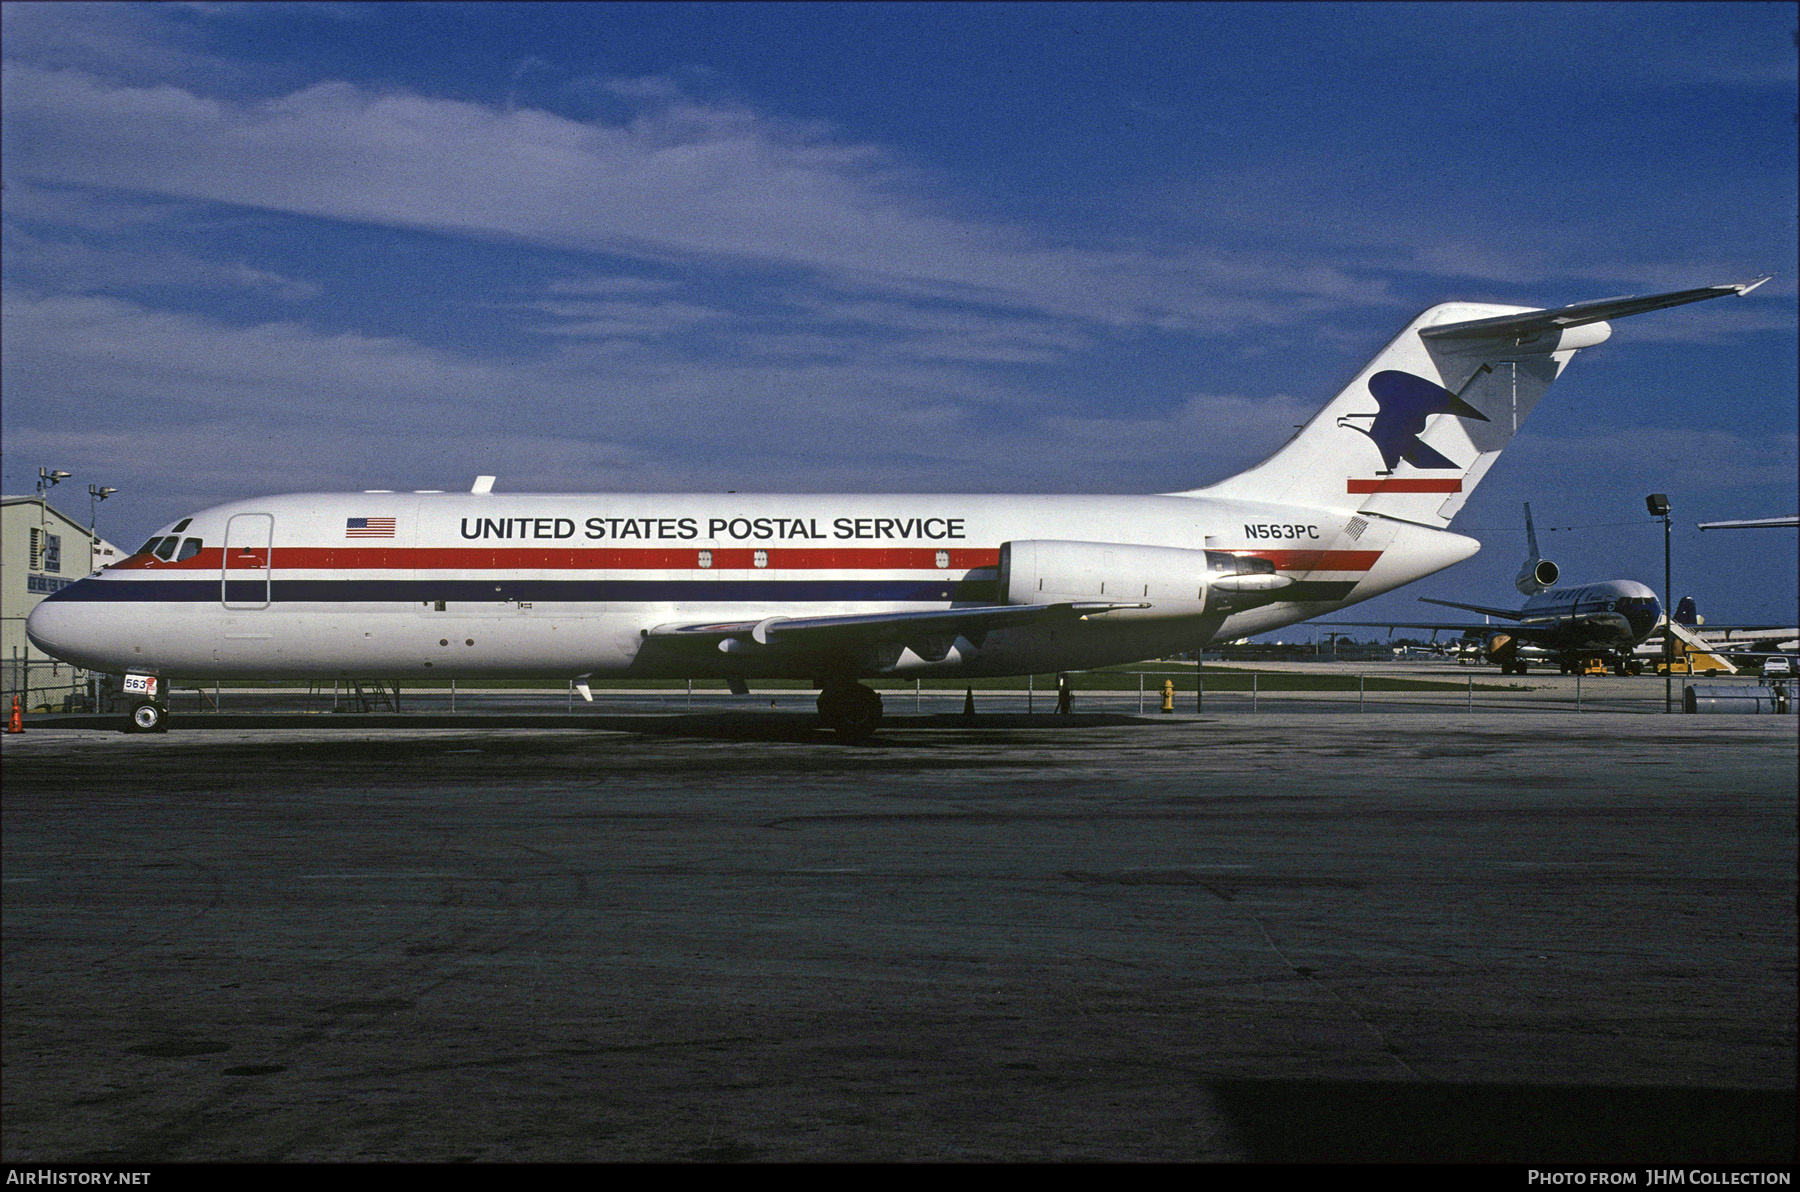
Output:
[4, 1, 1795, 629]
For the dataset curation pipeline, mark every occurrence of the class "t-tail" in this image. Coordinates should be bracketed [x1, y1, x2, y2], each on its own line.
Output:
[1674, 595, 1700, 627]
[1185, 278, 1770, 528]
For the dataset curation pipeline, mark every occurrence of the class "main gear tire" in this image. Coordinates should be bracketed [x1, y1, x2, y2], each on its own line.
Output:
[817, 685, 883, 738]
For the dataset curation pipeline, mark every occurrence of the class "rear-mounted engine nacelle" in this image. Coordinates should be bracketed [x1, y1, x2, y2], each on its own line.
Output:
[998, 540, 1293, 619]
[1515, 557, 1559, 595]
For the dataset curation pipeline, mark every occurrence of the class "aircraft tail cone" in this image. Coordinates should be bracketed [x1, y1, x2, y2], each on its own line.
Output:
[8, 696, 23, 734]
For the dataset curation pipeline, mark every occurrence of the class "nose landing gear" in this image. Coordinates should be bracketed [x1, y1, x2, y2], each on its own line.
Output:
[126, 700, 169, 733]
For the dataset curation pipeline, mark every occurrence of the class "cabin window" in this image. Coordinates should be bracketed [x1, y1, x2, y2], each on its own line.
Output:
[176, 538, 204, 561]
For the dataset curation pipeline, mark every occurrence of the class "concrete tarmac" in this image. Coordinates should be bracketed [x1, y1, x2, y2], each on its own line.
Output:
[2, 713, 1794, 1163]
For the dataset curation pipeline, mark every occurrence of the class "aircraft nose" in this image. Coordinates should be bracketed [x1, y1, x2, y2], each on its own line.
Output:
[25, 597, 78, 659]
[24, 588, 116, 671]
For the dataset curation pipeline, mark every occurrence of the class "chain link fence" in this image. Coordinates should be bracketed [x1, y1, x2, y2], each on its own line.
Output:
[2, 657, 112, 714]
[6, 660, 1795, 718]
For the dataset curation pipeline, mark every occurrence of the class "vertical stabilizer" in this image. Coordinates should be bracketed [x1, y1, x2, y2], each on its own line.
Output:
[1181, 278, 1770, 528]
[1184, 303, 1608, 527]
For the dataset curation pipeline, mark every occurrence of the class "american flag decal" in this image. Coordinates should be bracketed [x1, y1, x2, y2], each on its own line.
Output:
[346, 517, 397, 538]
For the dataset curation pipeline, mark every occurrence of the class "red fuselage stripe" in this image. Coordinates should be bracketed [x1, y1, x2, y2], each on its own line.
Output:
[111, 546, 1384, 573]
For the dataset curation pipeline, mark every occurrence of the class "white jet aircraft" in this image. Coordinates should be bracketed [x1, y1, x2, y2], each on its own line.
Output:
[27, 277, 1769, 734]
[1320, 503, 1666, 674]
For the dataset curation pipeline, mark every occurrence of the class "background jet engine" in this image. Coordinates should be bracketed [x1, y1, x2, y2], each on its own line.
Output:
[1514, 501, 1559, 595]
[998, 540, 1293, 620]
[1515, 556, 1559, 595]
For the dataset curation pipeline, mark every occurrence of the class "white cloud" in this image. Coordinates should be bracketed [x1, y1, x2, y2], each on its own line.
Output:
[2, 227, 322, 298]
[1, 63, 1394, 334]
[1, 287, 1307, 524]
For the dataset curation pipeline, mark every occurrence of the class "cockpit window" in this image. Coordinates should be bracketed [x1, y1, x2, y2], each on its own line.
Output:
[176, 538, 204, 561]
[152, 537, 179, 560]
[136, 537, 162, 556]
[171, 518, 192, 533]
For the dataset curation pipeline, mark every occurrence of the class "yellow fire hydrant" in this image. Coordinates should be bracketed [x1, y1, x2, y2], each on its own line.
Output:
[1160, 680, 1175, 713]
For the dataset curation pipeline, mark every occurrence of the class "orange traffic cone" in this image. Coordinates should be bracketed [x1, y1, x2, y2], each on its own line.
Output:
[7, 696, 23, 733]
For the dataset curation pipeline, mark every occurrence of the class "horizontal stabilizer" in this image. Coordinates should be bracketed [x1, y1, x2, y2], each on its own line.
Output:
[1420, 277, 1770, 341]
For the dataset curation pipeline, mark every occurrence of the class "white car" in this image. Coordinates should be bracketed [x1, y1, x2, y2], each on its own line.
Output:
[1761, 655, 1792, 678]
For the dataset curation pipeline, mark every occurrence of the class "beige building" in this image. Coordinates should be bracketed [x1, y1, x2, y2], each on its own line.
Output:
[2, 495, 123, 705]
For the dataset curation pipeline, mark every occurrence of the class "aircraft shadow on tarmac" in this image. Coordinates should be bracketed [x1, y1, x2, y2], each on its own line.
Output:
[1209, 1080, 1797, 1164]
[32, 710, 1157, 745]
[611, 710, 1153, 744]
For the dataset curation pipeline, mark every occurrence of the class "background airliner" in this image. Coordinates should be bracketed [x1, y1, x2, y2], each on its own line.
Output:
[1323, 503, 1665, 675]
[27, 278, 1768, 734]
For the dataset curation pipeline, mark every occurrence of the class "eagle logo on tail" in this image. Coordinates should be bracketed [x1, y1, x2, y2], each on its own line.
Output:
[1339, 370, 1490, 473]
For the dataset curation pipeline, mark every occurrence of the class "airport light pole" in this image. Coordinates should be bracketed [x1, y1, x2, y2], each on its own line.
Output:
[89, 485, 117, 574]
[35, 467, 71, 550]
[1646, 493, 1673, 713]
[88, 484, 116, 532]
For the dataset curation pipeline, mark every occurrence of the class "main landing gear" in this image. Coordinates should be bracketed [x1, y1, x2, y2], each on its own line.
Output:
[817, 683, 883, 738]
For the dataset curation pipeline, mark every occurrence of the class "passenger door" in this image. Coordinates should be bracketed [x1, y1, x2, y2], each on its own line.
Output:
[222, 513, 274, 610]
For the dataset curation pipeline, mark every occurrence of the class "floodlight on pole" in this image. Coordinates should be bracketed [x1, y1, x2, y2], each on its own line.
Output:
[89, 484, 117, 533]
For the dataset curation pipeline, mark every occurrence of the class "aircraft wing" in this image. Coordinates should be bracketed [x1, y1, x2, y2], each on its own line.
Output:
[1319, 617, 1561, 645]
[1417, 596, 1529, 621]
[1643, 624, 1798, 648]
[1419, 277, 1771, 341]
[1318, 620, 1491, 633]
[1677, 624, 1799, 636]
[646, 601, 1148, 653]
[1697, 516, 1798, 530]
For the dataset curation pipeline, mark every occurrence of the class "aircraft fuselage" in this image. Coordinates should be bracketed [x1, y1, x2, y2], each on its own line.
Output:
[1511, 580, 1664, 654]
[28, 490, 1477, 682]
